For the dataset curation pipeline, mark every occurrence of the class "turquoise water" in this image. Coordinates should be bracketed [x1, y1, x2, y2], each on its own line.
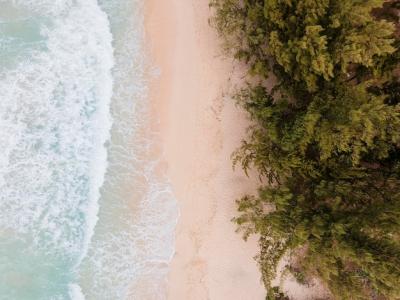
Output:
[0, 0, 178, 299]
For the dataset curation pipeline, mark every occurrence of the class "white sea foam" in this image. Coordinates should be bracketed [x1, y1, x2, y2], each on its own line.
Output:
[77, 1, 179, 299]
[3, 0, 74, 16]
[0, 0, 113, 262]
[68, 284, 85, 300]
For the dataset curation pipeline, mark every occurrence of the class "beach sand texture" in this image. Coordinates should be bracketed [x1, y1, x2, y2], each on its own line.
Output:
[145, 0, 265, 299]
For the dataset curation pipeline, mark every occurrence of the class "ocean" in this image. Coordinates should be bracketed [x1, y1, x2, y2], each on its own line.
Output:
[0, 0, 178, 299]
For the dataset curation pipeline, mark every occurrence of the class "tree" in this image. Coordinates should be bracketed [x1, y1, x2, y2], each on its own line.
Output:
[233, 83, 400, 181]
[211, 0, 396, 91]
[235, 166, 400, 299]
[211, 0, 400, 299]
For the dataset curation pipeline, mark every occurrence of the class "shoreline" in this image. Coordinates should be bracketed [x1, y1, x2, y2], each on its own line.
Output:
[144, 1, 265, 299]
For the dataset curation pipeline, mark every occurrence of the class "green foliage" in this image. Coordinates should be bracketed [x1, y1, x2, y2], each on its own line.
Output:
[211, 0, 400, 299]
[235, 169, 400, 299]
[211, 0, 396, 91]
[266, 286, 290, 300]
[233, 83, 400, 181]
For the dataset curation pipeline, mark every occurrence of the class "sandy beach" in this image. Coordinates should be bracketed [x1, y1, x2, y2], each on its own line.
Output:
[144, 1, 266, 299]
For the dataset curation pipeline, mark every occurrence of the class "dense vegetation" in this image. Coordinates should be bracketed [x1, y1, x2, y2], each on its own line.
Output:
[211, 1, 400, 299]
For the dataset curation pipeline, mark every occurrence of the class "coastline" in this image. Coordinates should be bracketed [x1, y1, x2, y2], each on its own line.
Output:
[144, 1, 266, 299]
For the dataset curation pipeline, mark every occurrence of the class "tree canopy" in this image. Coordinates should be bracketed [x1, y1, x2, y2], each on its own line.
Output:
[211, 0, 400, 299]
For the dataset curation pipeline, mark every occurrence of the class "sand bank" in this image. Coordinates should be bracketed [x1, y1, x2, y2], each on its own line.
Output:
[144, 0, 266, 299]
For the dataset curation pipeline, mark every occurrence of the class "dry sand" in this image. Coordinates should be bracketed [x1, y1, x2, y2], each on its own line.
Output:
[144, 0, 266, 299]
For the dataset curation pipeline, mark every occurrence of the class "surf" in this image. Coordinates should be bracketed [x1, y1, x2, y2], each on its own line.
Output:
[0, 0, 113, 298]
